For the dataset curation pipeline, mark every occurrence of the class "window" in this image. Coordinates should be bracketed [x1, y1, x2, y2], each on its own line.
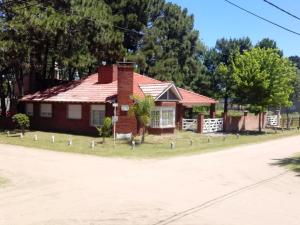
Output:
[150, 110, 160, 128]
[158, 88, 180, 101]
[68, 104, 82, 120]
[150, 107, 175, 128]
[25, 103, 34, 116]
[40, 104, 52, 118]
[91, 105, 105, 127]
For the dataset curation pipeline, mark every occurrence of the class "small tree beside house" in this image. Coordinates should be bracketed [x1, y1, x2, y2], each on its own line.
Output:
[96, 117, 112, 143]
[12, 113, 30, 134]
[128, 95, 155, 144]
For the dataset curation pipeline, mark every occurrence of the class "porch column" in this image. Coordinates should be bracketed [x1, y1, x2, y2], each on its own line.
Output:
[197, 113, 205, 134]
[176, 104, 185, 130]
[210, 103, 216, 118]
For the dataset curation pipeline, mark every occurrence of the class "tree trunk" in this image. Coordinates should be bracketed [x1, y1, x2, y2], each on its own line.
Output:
[42, 40, 49, 81]
[224, 95, 228, 113]
[141, 127, 145, 144]
[286, 110, 290, 130]
[258, 112, 262, 133]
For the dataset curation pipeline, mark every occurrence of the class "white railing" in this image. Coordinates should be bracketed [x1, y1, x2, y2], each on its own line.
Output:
[182, 119, 197, 131]
[203, 118, 223, 133]
[266, 115, 280, 127]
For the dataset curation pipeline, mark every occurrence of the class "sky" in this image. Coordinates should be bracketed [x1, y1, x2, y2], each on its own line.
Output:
[169, 0, 300, 56]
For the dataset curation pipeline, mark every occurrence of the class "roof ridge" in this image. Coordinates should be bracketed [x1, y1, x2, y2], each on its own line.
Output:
[178, 87, 215, 101]
[133, 72, 163, 83]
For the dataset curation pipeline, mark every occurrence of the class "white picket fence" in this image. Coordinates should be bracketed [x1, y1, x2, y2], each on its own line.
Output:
[203, 118, 224, 133]
[266, 115, 280, 127]
[182, 117, 224, 133]
[182, 119, 197, 131]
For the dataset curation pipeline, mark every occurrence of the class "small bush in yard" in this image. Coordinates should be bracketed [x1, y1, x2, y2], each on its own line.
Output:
[12, 113, 30, 134]
[96, 117, 112, 143]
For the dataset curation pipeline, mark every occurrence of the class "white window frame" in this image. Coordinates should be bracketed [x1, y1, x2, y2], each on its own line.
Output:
[90, 105, 105, 127]
[40, 103, 52, 118]
[150, 107, 176, 128]
[67, 104, 82, 120]
[25, 103, 34, 116]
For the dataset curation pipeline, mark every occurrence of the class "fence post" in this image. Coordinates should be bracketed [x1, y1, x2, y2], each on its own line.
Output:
[222, 112, 227, 132]
[210, 103, 216, 118]
[275, 110, 281, 127]
[197, 113, 204, 134]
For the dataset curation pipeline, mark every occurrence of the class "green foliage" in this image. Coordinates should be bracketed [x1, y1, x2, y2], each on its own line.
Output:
[96, 117, 112, 143]
[192, 105, 209, 114]
[255, 38, 283, 57]
[128, 95, 155, 143]
[131, 2, 207, 91]
[12, 113, 30, 133]
[232, 48, 296, 110]
[203, 37, 252, 106]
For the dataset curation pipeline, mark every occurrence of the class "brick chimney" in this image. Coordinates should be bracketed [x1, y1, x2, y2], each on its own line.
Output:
[98, 64, 118, 84]
[116, 62, 137, 135]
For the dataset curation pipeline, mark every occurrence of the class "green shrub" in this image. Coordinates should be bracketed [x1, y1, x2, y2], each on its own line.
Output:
[12, 113, 30, 134]
[96, 117, 112, 143]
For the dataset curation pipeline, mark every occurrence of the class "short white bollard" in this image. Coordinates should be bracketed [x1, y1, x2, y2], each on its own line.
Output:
[90, 140, 95, 149]
[34, 134, 38, 141]
[67, 136, 72, 146]
[170, 141, 175, 149]
[131, 141, 135, 150]
[20, 133, 24, 139]
[236, 134, 240, 139]
[51, 135, 55, 143]
[6, 131, 10, 137]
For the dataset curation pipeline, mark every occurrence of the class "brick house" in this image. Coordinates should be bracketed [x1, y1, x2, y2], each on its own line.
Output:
[20, 63, 216, 135]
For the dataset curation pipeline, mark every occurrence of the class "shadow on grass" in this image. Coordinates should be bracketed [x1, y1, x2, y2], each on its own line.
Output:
[271, 156, 300, 176]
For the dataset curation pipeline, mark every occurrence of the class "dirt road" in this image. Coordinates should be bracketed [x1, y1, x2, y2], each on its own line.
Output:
[0, 136, 300, 225]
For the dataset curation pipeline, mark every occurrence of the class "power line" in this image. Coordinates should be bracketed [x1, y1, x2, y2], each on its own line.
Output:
[224, 0, 300, 36]
[263, 0, 300, 21]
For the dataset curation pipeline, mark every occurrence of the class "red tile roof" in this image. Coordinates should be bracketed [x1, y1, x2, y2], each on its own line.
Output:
[21, 72, 216, 105]
[21, 74, 117, 103]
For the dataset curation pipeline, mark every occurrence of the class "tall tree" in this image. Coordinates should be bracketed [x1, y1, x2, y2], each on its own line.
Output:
[255, 38, 283, 56]
[0, 0, 124, 97]
[204, 37, 252, 112]
[232, 48, 296, 132]
[130, 2, 207, 91]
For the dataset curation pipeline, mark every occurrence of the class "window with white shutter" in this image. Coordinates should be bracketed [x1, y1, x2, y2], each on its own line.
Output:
[90, 105, 105, 127]
[40, 104, 52, 118]
[25, 103, 34, 116]
[68, 104, 82, 119]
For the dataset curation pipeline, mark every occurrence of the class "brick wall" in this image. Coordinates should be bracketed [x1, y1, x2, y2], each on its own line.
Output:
[224, 112, 267, 132]
[27, 102, 112, 135]
[116, 63, 137, 135]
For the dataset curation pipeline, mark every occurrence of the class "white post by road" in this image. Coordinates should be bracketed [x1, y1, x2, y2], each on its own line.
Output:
[112, 103, 118, 147]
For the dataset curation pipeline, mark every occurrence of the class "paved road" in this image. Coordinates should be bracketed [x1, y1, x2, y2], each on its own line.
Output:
[0, 136, 300, 225]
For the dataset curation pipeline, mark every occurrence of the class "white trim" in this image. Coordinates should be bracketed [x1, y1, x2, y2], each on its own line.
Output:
[155, 84, 182, 101]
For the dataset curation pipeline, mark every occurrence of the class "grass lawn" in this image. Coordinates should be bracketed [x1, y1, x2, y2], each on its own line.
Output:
[0, 129, 299, 158]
